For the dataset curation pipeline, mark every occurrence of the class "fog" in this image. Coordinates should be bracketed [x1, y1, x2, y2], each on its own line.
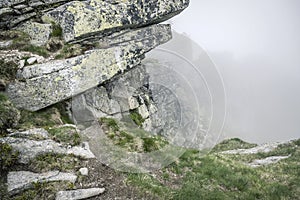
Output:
[169, 0, 300, 143]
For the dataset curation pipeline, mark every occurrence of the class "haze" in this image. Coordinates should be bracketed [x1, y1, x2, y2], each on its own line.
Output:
[169, 0, 300, 143]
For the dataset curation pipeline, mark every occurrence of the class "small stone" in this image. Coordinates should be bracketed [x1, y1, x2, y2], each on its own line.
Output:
[26, 57, 37, 65]
[55, 188, 105, 200]
[79, 167, 88, 176]
[19, 60, 25, 68]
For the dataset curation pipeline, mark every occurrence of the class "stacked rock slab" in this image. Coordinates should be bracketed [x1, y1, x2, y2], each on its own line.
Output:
[2, 0, 189, 111]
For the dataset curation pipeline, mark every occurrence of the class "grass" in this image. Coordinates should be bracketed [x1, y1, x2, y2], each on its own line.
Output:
[0, 142, 19, 171]
[129, 110, 145, 127]
[50, 21, 63, 38]
[99, 117, 168, 153]
[47, 126, 81, 146]
[211, 138, 257, 153]
[12, 181, 75, 200]
[29, 153, 80, 173]
[0, 93, 20, 135]
[17, 103, 73, 130]
[0, 60, 18, 81]
[125, 139, 300, 200]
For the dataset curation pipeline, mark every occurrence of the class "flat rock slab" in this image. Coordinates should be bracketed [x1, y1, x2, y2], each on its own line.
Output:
[8, 171, 77, 195]
[8, 128, 49, 139]
[43, 0, 189, 42]
[56, 188, 105, 200]
[0, 137, 95, 164]
[248, 155, 290, 168]
[7, 24, 171, 111]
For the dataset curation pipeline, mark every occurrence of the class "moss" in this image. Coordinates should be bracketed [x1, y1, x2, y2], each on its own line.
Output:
[129, 110, 145, 127]
[47, 126, 81, 146]
[29, 153, 80, 172]
[50, 21, 63, 38]
[0, 143, 19, 171]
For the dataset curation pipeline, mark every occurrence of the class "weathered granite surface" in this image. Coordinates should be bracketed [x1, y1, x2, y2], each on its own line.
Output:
[7, 24, 171, 111]
[0, 136, 95, 164]
[56, 188, 105, 200]
[7, 170, 77, 195]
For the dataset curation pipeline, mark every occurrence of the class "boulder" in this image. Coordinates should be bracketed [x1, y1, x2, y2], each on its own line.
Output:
[43, 0, 188, 42]
[7, 24, 171, 111]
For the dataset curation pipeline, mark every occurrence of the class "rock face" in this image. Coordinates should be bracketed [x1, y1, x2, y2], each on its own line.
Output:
[43, 0, 189, 42]
[0, 0, 189, 41]
[7, 24, 171, 111]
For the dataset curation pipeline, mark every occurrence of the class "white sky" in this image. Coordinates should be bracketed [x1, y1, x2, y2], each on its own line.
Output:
[170, 0, 300, 143]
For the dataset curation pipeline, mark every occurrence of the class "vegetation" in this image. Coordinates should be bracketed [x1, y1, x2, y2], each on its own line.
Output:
[0, 143, 19, 171]
[129, 109, 145, 127]
[0, 59, 18, 81]
[47, 126, 81, 146]
[125, 138, 300, 200]
[29, 153, 80, 173]
[0, 93, 20, 136]
[99, 117, 168, 153]
[211, 137, 257, 153]
[18, 103, 72, 130]
[12, 181, 75, 200]
[50, 21, 63, 38]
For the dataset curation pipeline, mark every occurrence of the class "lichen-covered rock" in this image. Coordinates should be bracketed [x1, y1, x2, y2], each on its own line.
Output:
[0, 0, 80, 29]
[7, 170, 77, 195]
[43, 0, 189, 42]
[56, 188, 105, 200]
[7, 24, 171, 111]
[16, 22, 52, 46]
[0, 136, 95, 163]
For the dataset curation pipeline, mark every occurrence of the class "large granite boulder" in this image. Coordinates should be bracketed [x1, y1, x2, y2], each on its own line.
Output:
[0, 0, 189, 43]
[7, 24, 171, 111]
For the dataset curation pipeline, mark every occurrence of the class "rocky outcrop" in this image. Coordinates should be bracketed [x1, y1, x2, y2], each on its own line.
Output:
[0, 0, 189, 42]
[43, 0, 189, 42]
[0, 135, 95, 164]
[7, 24, 171, 111]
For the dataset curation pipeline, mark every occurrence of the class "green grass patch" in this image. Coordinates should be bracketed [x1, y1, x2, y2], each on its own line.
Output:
[47, 126, 81, 146]
[125, 139, 300, 199]
[211, 138, 257, 153]
[50, 21, 63, 38]
[29, 153, 80, 172]
[0, 143, 19, 171]
[129, 110, 145, 127]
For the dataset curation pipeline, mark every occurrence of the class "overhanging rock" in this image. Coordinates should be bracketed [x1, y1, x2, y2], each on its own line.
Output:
[7, 24, 171, 111]
[43, 0, 189, 42]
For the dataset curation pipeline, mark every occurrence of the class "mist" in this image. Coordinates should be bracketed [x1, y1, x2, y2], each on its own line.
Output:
[169, 0, 300, 143]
